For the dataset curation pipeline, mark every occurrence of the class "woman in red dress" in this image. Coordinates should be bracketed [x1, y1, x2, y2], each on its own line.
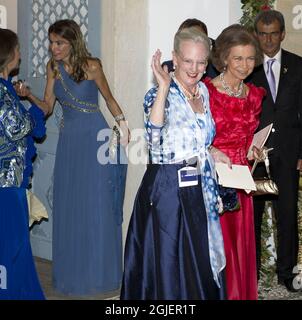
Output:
[204, 25, 265, 300]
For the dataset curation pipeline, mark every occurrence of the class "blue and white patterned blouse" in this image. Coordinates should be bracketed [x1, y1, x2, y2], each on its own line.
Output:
[143, 79, 226, 287]
[0, 77, 46, 188]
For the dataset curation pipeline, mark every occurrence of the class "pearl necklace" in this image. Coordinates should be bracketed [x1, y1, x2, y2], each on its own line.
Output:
[172, 74, 202, 101]
[220, 72, 243, 98]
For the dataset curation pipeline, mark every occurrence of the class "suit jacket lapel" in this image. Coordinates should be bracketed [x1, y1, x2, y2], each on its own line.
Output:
[259, 67, 270, 91]
[275, 50, 289, 103]
[257, 64, 275, 103]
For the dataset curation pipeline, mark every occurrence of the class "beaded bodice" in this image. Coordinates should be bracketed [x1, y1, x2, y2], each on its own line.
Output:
[54, 63, 100, 115]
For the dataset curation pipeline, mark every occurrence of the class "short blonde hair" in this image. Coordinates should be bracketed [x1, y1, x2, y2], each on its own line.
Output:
[174, 27, 211, 57]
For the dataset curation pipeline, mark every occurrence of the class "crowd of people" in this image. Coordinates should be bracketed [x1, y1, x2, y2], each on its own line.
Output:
[0, 8, 301, 300]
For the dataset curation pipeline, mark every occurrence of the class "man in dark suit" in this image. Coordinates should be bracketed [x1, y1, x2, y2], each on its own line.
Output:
[248, 10, 302, 292]
[162, 18, 218, 79]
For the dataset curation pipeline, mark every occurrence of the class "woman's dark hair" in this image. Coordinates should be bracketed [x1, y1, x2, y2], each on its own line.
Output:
[0, 28, 19, 72]
[178, 18, 208, 35]
[48, 19, 94, 82]
[211, 24, 263, 72]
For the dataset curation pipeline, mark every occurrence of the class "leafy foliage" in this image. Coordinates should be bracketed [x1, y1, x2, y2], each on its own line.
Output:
[240, 0, 275, 31]
[260, 179, 302, 288]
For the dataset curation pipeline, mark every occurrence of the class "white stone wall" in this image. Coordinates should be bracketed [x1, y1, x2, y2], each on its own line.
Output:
[0, 0, 17, 31]
[100, 0, 149, 245]
[276, 0, 302, 56]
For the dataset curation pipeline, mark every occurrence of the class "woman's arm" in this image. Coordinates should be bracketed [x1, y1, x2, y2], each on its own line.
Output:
[209, 146, 232, 168]
[14, 61, 56, 116]
[89, 59, 124, 119]
[89, 59, 130, 144]
[148, 50, 170, 126]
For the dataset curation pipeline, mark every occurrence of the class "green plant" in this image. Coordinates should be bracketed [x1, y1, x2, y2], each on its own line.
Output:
[259, 202, 276, 287]
[240, 0, 275, 31]
[260, 178, 302, 289]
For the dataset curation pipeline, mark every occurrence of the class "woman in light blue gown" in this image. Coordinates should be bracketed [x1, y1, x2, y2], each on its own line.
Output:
[19, 20, 128, 296]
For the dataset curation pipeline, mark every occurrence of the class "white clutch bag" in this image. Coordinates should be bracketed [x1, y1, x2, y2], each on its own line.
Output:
[26, 190, 48, 227]
[109, 125, 121, 159]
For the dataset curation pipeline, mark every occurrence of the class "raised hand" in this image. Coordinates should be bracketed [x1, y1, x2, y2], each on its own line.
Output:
[14, 80, 31, 97]
[151, 49, 171, 90]
[249, 146, 273, 162]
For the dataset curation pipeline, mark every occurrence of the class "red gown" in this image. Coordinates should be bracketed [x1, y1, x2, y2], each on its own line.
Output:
[205, 78, 265, 300]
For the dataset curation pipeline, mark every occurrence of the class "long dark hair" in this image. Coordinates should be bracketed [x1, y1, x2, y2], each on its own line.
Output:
[48, 19, 94, 82]
[0, 28, 19, 72]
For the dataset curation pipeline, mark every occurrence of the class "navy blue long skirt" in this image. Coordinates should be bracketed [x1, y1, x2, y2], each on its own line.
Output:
[0, 188, 44, 300]
[121, 164, 226, 300]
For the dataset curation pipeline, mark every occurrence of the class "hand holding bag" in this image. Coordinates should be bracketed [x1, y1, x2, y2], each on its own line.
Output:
[251, 152, 278, 196]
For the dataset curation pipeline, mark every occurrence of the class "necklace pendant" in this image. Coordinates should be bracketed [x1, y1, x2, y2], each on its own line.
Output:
[220, 72, 243, 98]
[172, 74, 201, 101]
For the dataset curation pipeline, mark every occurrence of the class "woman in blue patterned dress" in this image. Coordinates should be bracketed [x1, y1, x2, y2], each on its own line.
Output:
[121, 28, 226, 300]
[0, 28, 45, 300]
[17, 20, 128, 296]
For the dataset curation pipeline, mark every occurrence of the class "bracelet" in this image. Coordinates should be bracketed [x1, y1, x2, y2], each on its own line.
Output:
[114, 114, 125, 122]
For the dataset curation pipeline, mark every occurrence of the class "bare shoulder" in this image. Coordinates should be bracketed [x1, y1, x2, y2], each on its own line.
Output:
[210, 76, 221, 89]
[86, 58, 103, 79]
[211, 76, 220, 86]
[46, 60, 53, 71]
[46, 60, 56, 79]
